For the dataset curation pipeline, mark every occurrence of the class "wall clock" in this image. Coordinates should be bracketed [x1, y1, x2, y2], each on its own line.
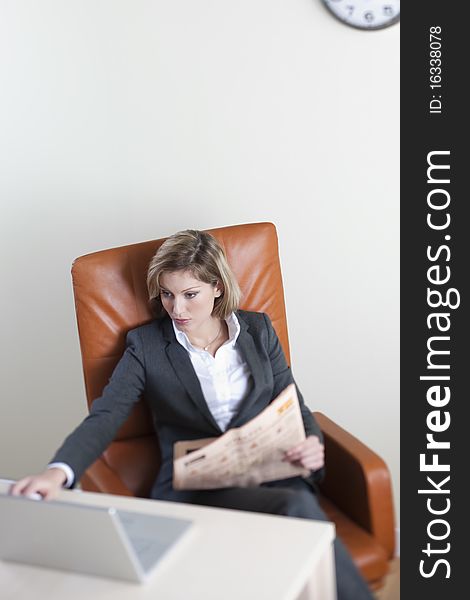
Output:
[322, 0, 400, 30]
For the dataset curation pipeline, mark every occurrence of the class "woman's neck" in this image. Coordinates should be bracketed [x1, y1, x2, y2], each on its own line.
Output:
[187, 318, 228, 355]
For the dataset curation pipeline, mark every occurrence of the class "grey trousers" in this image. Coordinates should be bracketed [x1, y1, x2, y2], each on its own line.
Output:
[162, 477, 374, 600]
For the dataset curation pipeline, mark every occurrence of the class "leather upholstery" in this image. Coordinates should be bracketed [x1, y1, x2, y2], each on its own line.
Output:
[315, 413, 395, 586]
[72, 222, 395, 585]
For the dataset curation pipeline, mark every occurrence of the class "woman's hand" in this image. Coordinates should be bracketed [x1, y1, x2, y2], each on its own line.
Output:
[284, 435, 325, 471]
[9, 468, 67, 500]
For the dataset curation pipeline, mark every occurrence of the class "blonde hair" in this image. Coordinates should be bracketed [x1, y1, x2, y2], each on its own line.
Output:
[147, 230, 241, 319]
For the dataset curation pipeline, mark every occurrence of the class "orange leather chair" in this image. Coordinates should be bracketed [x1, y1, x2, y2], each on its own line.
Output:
[72, 222, 395, 588]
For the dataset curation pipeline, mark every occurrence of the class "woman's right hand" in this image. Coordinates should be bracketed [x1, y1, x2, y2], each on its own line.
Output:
[9, 468, 67, 500]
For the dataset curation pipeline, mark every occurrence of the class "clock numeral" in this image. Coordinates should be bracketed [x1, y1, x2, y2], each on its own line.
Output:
[322, 0, 400, 29]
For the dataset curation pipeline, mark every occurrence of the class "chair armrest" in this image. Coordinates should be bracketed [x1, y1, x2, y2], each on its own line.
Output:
[79, 457, 134, 497]
[314, 412, 395, 558]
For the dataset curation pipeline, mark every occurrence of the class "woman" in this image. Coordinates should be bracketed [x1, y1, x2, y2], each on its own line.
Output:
[11, 229, 373, 600]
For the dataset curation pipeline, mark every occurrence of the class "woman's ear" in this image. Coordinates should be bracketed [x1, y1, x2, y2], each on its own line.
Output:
[214, 282, 224, 298]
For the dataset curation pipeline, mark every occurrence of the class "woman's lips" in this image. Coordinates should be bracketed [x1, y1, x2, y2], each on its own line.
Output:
[174, 318, 190, 325]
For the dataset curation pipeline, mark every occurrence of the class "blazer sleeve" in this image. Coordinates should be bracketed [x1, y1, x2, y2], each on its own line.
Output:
[263, 313, 325, 483]
[49, 328, 146, 485]
[263, 313, 323, 441]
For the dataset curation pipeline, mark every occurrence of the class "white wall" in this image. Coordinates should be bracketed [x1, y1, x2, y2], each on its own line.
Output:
[0, 1, 399, 519]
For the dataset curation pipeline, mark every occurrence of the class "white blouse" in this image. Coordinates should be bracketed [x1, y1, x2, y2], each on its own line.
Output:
[172, 312, 252, 432]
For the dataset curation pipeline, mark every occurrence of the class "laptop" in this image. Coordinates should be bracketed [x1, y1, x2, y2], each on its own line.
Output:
[0, 491, 194, 583]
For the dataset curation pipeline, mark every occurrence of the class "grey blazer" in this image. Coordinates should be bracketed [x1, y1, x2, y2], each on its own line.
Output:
[52, 310, 323, 499]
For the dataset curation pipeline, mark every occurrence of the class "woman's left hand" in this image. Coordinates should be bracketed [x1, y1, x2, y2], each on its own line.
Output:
[284, 435, 325, 471]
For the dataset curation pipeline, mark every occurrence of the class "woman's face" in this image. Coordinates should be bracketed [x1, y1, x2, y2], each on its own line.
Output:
[159, 270, 222, 333]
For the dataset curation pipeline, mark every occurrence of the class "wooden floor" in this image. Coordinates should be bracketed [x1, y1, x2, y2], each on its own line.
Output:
[374, 558, 400, 600]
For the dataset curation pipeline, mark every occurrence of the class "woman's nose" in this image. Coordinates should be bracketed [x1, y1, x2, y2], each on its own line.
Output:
[172, 296, 185, 315]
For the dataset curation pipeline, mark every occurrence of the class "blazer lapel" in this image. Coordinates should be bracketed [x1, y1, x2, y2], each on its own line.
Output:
[227, 313, 266, 428]
[162, 317, 223, 434]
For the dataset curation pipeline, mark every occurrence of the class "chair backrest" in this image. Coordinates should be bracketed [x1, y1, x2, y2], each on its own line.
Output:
[72, 222, 291, 495]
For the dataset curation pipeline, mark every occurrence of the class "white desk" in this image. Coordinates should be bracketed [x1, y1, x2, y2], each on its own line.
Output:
[0, 484, 336, 600]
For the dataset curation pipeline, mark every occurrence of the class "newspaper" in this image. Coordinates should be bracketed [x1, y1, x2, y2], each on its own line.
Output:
[173, 383, 310, 490]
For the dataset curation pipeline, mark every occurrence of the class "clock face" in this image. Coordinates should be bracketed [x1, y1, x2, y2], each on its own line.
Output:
[322, 0, 400, 30]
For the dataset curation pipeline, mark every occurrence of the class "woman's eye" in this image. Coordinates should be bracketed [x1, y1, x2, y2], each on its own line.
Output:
[185, 292, 197, 299]
[161, 291, 172, 298]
